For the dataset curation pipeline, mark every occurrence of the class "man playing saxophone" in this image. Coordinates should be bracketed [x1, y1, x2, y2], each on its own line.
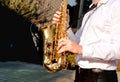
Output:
[52, 0, 120, 82]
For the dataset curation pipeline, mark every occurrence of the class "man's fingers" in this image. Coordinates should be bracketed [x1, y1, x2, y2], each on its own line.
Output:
[57, 39, 66, 50]
[52, 11, 61, 24]
[57, 46, 67, 54]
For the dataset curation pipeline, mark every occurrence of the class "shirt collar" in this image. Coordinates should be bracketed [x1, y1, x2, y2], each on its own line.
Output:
[90, 0, 109, 8]
[99, 0, 109, 4]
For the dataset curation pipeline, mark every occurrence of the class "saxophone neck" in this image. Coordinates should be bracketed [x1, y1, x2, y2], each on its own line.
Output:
[59, 0, 68, 31]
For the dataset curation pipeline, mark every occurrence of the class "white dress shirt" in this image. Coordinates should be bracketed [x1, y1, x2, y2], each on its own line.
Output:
[67, 0, 120, 70]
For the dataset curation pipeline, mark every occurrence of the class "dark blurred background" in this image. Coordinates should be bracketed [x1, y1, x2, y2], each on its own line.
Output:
[0, 0, 92, 65]
[0, 4, 43, 64]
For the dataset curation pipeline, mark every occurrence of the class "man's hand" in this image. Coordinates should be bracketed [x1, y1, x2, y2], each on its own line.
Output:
[57, 38, 82, 54]
[52, 10, 70, 29]
[52, 11, 61, 24]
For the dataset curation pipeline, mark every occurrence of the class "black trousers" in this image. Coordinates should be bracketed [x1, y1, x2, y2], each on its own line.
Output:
[74, 65, 118, 82]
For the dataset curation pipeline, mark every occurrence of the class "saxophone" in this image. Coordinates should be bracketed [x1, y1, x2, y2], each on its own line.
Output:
[40, 0, 76, 73]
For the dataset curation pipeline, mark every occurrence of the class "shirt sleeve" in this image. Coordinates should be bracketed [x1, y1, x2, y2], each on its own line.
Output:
[82, 4, 120, 61]
[67, 28, 76, 40]
[67, 27, 81, 43]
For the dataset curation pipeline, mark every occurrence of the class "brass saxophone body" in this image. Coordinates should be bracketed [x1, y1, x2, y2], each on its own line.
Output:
[40, 0, 75, 73]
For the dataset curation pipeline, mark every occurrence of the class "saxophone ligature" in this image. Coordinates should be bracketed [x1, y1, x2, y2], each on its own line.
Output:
[40, 0, 76, 73]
